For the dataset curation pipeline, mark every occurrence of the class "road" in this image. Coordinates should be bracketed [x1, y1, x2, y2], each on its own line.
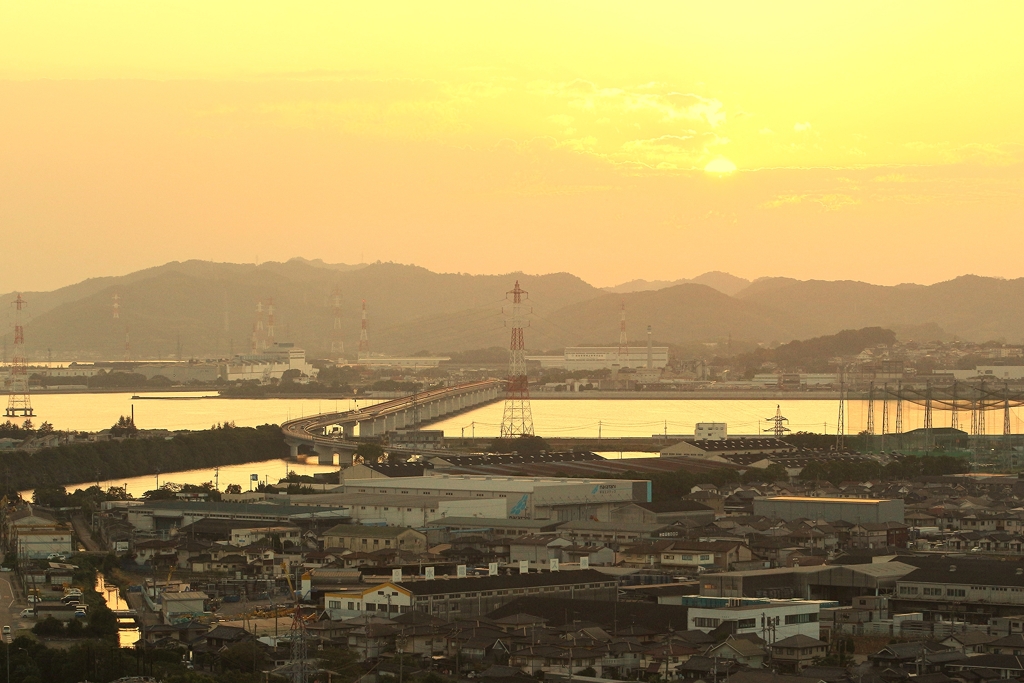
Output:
[71, 513, 102, 553]
[0, 573, 27, 634]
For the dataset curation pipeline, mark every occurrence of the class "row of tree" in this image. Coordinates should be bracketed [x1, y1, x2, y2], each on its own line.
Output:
[5, 424, 287, 495]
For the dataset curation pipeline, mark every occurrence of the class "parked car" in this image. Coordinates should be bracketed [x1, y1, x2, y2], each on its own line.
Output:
[27, 595, 41, 604]
[46, 553, 67, 562]
[74, 610, 87, 619]
[19, 609, 34, 618]
[2, 626, 10, 636]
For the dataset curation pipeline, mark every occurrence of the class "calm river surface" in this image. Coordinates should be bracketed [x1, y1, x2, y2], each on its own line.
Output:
[17, 392, 1024, 498]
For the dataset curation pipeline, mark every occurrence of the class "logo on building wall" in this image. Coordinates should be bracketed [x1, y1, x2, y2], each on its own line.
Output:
[509, 494, 530, 518]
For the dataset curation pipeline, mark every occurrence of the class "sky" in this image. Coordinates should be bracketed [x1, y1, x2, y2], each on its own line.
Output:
[2, 2, 1023, 293]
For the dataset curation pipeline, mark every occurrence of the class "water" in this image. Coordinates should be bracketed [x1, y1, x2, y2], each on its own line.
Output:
[96, 573, 139, 648]
[14, 392, 377, 432]
[26, 458, 341, 500]
[430, 398, 1024, 438]
[16, 393, 1024, 495]
[17, 391, 1024, 440]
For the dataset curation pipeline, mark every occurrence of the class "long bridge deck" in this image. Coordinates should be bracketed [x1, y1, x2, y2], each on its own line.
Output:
[281, 380, 503, 464]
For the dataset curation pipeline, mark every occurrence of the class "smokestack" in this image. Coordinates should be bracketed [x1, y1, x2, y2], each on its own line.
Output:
[647, 325, 653, 369]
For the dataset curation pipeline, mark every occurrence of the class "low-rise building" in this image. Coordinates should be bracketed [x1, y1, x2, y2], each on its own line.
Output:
[687, 600, 823, 641]
[321, 525, 427, 554]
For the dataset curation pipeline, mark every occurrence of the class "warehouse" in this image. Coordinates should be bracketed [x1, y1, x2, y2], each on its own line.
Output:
[336, 474, 651, 520]
[696, 562, 916, 603]
[752, 496, 905, 524]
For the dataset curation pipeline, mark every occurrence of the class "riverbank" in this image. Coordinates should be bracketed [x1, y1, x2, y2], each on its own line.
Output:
[5, 425, 287, 493]
[532, 390, 853, 400]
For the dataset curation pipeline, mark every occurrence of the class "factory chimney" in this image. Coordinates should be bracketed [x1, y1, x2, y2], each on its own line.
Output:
[646, 325, 653, 369]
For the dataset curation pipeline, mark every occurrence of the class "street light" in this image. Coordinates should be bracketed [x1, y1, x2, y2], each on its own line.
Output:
[396, 632, 407, 683]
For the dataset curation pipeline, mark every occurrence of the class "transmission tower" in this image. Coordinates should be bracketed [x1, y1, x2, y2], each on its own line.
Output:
[617, 302, 628, 363]
[1005, 382, 1012, 437]
[358, 300, 369, 359]
[252, 300, 266, 353]
[951, 381, 959, 431]
[331, 287, 344, 358]
[765, 405, 790, 438]
[112, 293, 120, 319]
[923, 381, 934, 450]
[895, 381, 904, 448]
[881, 383, 889, 450]
[500, 281, 534, 438]
[266, 298, 275, 347]
[5, 294, 34, 418]
[124, 327, 131, 363]
[835, 367, 845, 451]
[866, 382, 875, 436]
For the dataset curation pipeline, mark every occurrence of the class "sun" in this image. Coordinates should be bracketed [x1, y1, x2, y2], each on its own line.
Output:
[704, 157, 737, 174]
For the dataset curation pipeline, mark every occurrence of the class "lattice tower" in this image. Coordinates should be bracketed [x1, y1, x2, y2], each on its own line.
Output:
[500, 280, 534, 438]
[358, 300, 369, 359]
[5, 294, 33, 418]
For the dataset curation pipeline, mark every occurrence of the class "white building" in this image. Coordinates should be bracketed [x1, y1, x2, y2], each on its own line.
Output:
[527, 346, 668, 371]
[695, 423, 727, 440]
[325, 582, 414, 620]
[336, 474, 651, 520]
[221, 343, 317, 383]
[952, 366, 1024, 381]
[688, 600, 822, 640]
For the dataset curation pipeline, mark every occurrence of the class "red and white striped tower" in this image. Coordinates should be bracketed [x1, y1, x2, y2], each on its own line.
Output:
[617, 302, 628, 363]
[5, 294, 34, 418]
[331, 287, 344, 358]
[250, 323, 259, 355]
[500, 281, 534, 438]
[266, 298, 275, 347]
[358, 300, 369, 359]
[255, 301, 265, 351]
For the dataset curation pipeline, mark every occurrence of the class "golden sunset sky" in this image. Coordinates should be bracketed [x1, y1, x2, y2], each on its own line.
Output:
[2, 2, 1022, 291]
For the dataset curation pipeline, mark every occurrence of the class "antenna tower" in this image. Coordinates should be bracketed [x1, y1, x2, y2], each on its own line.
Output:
[500, 281, 534, 438]
[358, 300, 369, 359]
[5, 294, 34, 418]
[765, 405, 790, 438]
[331, 287, 344, 358]
[617, 302, 628, 362]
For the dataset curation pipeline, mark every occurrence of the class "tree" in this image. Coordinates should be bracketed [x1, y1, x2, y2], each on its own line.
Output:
[110, 415, 138, 437]
[225, 484, 242, 494]
[218, 642, 267, 673]
[36, 422, 54, 436]
[355, 443, 385, 463]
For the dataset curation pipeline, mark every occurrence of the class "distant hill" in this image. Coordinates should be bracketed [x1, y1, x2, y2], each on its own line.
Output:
[3, 261, 1024, 360]
[737, 275, 1024, 342]
[604, 271, 751, 297]
[731, 327, 898, 373]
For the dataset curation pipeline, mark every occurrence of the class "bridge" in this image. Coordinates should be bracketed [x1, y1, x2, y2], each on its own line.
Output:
[281, 379, 503, 465]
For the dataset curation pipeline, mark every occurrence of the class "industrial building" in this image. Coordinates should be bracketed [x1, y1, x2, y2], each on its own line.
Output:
[221, 343, 317, 383]
[335, 474, 651, 521]
[695, 562, 916, 603]
[688, 599, 824, 640]
[661, 437, 796, 459]
[753, 496, 905, 524]
[528, 346, 668, 371]
[892, 559, 1024, 621]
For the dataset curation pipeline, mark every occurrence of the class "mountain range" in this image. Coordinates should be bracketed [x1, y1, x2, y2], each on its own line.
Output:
[2, 260, 1023, 361]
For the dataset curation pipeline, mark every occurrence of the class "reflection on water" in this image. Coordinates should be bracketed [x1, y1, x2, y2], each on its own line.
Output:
[22, 392, 377, 433]
[431, 398, 1024, 437]
[24, 457, 340, 500]
[95, 574, 139, 648]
